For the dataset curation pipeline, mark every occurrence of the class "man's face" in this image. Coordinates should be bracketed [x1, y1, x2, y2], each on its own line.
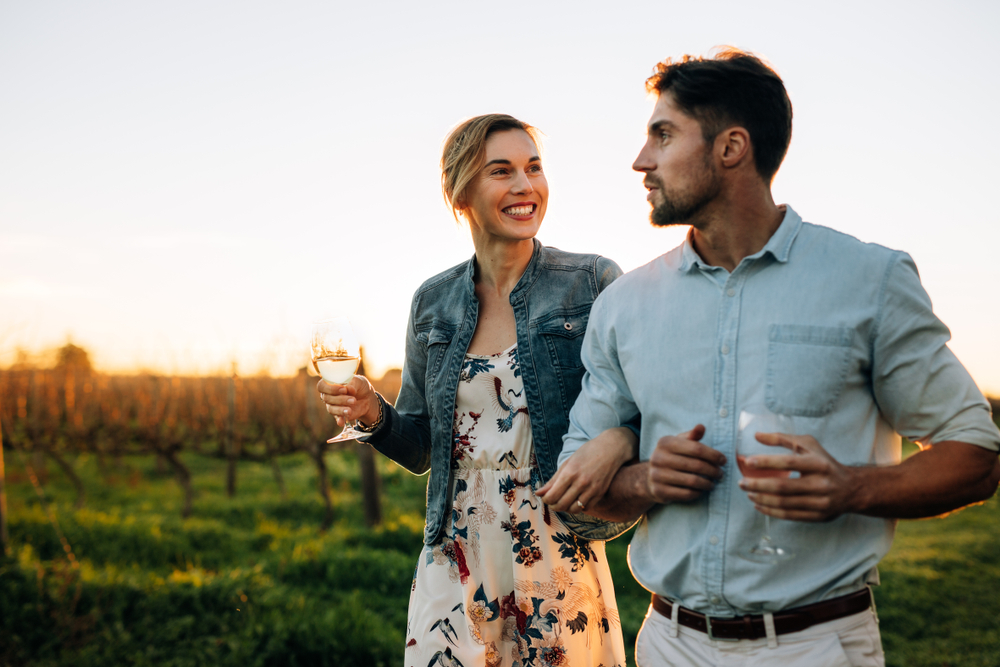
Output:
[633, 93, 721, 229]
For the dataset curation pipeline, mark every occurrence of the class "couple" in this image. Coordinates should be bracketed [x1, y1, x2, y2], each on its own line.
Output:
[320, 48, 1000, 667]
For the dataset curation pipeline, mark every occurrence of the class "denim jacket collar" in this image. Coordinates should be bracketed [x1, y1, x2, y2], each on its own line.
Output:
[510, 238, 544, 301]
[461, 238, 544, 303]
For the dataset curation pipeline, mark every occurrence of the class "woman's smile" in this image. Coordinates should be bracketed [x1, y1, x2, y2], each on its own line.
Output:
[501, 202, 537, 219]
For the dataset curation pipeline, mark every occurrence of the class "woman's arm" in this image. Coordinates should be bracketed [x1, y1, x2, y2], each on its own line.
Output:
[537, 426, 638, 513]
[318, 299, 434, 475]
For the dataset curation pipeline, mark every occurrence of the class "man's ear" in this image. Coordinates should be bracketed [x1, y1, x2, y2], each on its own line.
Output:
[717, 127, 751, 169]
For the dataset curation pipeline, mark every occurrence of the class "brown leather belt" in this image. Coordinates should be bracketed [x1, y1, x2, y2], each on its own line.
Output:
[651, 588, 872, 642]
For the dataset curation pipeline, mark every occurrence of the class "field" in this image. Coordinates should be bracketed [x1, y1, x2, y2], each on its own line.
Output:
[2, 444, 999, 667]
[1, 359, 998, 666]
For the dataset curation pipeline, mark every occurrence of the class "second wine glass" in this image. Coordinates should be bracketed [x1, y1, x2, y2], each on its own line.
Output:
[736, 404, 796, 564]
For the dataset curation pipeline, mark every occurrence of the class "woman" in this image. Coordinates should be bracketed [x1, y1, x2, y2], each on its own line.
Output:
[319, 114, 635, 667]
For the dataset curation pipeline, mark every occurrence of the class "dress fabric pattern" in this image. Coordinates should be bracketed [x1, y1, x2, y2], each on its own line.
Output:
[406, 345, 625, 667]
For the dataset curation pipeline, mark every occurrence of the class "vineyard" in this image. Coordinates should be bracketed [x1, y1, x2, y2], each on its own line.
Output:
[0, 348, 998, 665]
[0, 346, 398, 531]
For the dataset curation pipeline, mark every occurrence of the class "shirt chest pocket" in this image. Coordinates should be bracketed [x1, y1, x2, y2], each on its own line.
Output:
[765, 324, 854, 417]
[537, 309, 589, 370]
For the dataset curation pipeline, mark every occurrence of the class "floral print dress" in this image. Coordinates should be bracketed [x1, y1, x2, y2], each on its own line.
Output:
[405, 345, 626, 667]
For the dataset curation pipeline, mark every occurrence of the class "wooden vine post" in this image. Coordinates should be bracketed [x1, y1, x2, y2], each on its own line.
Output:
[357, 443, 382, 527]
[225, 364, 238, 498]
[0, 414, 8, 556]
[355, 353, 382, 528]
[304, 367, 336, 531]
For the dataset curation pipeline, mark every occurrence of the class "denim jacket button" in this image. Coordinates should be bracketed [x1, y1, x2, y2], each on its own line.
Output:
[563, 322, 573, 331]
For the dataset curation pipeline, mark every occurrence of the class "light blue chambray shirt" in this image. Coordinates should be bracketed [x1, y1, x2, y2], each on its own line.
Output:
[560, 206, 1000, 616]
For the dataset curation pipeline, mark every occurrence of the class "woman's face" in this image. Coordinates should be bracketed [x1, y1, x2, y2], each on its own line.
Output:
[460, 129, 548, 244]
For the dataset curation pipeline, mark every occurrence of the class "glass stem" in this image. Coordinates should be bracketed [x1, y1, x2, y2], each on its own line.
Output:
[763, 515, 772, 542]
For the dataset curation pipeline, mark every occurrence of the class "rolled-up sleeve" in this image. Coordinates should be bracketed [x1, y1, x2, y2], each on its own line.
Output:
[872, 252, 1000, 451]
[560, 289, 642, 467]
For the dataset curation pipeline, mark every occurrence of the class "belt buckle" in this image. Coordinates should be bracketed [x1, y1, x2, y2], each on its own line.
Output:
[705, 615, 738, 642]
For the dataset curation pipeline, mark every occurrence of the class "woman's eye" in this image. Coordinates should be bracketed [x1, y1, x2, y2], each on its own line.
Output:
[528, 165, 542, 173]
[491, 168, 509, 176]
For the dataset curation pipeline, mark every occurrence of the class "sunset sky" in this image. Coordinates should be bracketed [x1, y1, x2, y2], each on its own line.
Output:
[2, 1, 998, 396]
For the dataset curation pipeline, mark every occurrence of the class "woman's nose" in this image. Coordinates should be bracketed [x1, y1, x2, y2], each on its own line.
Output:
[510, 170, 533, 194]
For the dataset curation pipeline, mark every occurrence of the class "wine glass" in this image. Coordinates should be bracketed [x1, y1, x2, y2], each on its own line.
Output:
[736, 404, 796, 563]
[310, 317, 365, 443]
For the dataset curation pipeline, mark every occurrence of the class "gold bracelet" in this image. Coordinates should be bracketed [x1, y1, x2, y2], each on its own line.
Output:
[356, 395, 384, 433]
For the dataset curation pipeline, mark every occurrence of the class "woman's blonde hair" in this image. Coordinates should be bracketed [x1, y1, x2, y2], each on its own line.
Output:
[441, 114, 541, 221]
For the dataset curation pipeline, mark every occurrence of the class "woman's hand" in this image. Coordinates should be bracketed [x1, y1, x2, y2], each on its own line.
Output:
[317, 376, 381, 428]
[537, 426, 639, 513]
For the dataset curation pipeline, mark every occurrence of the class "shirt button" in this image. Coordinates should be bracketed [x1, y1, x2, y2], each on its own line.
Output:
[711, 596, 720, 604]
[709, 535, 719, 545]
[726, 288, 736, 297]
[721, 345, 730, 355]
[719, 407, 728, 418]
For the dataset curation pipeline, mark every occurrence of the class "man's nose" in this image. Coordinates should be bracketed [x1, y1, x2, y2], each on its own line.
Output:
[633, 143, 654, 172]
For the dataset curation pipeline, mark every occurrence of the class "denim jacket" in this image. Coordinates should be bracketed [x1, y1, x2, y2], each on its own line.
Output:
[360, 239, 635, 545]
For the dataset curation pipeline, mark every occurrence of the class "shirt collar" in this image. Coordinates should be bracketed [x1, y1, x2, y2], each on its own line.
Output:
[678, 205, 803, 273]
[758, 205, 801, 264]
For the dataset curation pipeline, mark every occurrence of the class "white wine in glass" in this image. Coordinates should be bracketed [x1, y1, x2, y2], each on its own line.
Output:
[313, 356, 360, 384]
[310, 317, 365, 443]
[736, 404, 796, 564]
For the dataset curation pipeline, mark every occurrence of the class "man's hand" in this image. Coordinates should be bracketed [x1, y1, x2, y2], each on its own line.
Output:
[647, 425, 726, 503]
[737, 432, 859, 522]
[555, 425, 723, 523]
[739, 434, 1000, 521]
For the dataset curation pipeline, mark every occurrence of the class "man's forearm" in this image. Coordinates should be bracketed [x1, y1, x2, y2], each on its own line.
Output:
[586, 460, 657, 522]
[853, 440, 1000, 519]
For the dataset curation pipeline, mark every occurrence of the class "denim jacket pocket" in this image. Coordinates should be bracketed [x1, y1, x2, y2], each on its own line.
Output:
[418, 324, 456, 389]
[537, 308, 589, 412]
[766, 324, 854, 417]
[537, 308, 589, 369]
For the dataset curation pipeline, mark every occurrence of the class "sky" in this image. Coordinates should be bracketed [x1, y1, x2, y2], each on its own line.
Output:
[1, 0, 998, 396]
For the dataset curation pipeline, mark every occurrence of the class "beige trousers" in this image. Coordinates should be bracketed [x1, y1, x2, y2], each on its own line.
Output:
[635, 603, 885, 667]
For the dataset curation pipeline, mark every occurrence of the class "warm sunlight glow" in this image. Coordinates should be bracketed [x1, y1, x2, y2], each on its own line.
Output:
[1, 3, 998, 397]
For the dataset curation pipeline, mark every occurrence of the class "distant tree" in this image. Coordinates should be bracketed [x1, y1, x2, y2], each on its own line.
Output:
[54, 343, 93, 375]
[9, 348, 35, 370]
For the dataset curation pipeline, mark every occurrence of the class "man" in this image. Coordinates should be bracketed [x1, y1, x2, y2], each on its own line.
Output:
[540, 48, 1000, 665]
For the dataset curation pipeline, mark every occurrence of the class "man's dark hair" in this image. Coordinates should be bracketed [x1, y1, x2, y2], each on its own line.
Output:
[646, 47, 792, 182]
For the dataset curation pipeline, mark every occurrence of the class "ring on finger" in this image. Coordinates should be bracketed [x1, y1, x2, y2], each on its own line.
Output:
[575, 499, 586, 512]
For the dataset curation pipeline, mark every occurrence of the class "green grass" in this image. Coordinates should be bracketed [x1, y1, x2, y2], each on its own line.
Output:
[1, 448, 999, 666]
[1, 452, 421, 667]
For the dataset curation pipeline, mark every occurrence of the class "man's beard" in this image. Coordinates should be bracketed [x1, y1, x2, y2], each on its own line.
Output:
[648, 157, 721, 228]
